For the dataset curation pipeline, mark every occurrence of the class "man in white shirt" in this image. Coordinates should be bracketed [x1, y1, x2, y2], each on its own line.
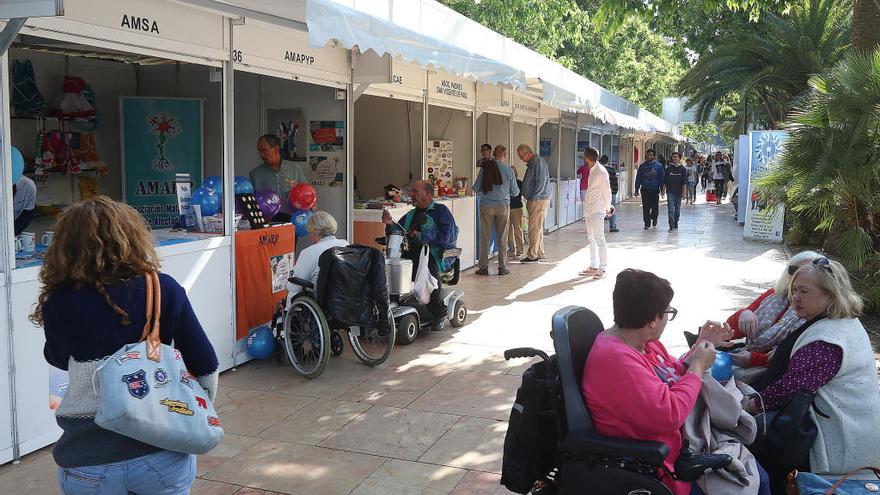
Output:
[13, 175, 37, 235]
[580, 147, 613, 279]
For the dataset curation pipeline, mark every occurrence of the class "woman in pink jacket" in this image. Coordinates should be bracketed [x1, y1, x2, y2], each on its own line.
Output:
[581, 269, 730, 495]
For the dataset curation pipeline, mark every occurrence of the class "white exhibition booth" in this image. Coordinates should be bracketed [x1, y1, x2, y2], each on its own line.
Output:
[0, 0, 683, 464]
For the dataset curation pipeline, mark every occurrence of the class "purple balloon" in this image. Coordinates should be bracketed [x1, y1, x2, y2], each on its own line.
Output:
[255, 190, 282, 220]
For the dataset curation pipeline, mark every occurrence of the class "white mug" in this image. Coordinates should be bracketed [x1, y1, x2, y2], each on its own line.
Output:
[20, 232, 36, 252]
[14, 235, 22, 252]
[42, 231, 54, 247]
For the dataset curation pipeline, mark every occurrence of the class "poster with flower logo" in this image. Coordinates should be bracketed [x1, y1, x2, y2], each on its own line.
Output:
[121, 97, 203, 228]
[744, 130, 787, 242]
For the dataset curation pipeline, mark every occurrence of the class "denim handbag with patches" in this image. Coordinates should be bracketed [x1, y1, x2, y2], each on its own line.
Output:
[93, 272, 224, 454]
[788, 467, 880, 495]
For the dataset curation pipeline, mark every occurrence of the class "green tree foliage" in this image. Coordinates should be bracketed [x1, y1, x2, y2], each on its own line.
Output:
[438, 0, 587, 63]
[757, 49, 880, 268]
[678, 0, 852, 129]
[439, 0, 687, 114]
[681, 123, 719, 144]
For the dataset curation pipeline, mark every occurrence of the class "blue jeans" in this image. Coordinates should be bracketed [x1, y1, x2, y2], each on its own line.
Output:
[608, 192, 618, 229]
[667, 193, 682, 227]
[687, 181, 697, 203]
[57, 450, 196, 494]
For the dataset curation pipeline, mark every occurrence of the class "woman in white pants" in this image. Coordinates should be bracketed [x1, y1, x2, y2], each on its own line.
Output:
[579, 147, 613, 279]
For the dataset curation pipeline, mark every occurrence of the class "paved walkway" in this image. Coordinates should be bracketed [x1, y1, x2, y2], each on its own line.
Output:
[0, 195, 788, 495]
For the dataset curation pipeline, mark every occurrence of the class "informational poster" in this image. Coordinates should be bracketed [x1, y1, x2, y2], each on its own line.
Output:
[270, 253, 294, 293]
[744, 130, 787, 242]
[121, 97, 203, 229]
[539, 138, 552, 157]
[426, 140, 454, 189]
[268, 109, 305, 161]
[308, 121, 345, 187]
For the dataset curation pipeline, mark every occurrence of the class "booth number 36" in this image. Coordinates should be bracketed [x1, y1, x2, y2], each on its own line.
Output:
[232, 50, 243, 63]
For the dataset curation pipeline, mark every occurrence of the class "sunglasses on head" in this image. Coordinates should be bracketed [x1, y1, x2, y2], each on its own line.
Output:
[788, 256, 832, 276]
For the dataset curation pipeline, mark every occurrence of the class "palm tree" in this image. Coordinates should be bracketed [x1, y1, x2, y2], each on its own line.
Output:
[678, 0, 852, 129]
[757, 50, 880, 268]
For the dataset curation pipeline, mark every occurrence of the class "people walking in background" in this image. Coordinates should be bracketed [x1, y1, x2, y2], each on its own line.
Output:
[711, 151, 731, 206]
[663, 152, 687, 231]
[601, 155, 619, 232]
[518, 144, 551, 263]
[507, 166, 525, 259]
[580, 147, 612, 279]
[700, 156, 711, 191]
[684, 157, 698, 205]
[474, 145, 518, 276]
[634, 149, 665, 230]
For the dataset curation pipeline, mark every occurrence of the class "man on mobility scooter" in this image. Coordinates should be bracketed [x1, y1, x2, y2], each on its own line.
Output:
[383, 180, 459, 332]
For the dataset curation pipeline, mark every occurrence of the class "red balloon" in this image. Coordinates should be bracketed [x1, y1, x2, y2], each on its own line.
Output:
[288, 183, 317, 210]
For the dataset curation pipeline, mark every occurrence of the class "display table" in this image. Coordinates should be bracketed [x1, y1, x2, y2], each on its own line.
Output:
[352, 204, 413, 249]
[234, 224, 296, 340]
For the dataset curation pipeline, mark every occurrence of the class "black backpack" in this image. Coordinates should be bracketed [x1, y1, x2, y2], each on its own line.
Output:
[501, 356, 561, 494]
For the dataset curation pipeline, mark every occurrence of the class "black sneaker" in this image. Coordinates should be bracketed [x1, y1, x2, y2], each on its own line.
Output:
[669, 227, 674, 232]
[609, 228, 619, 232]
[498, 267, 510, 276]
[644, 225, 650, 230]
[475, 268, 489, 276]
[521, 257, 539, 263]
[431, 319, 446, 331]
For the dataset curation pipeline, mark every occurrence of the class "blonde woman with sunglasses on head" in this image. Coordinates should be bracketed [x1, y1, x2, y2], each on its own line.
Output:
[745, 257, 880, 493]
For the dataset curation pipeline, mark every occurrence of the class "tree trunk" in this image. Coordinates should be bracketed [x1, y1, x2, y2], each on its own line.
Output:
[853, 0, 880, 50]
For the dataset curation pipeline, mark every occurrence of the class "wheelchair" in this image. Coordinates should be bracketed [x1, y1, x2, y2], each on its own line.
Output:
[504, 306, 731, 494]
[271, 273, 395, 379]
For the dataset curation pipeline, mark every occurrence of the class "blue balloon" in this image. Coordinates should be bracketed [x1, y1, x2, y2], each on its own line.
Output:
[247, 326, 275, 359]
[711, 351, 734, 382]
[11, 146, 24, 183]
[191, 186, 221, 216]
[292, 209, 313, 237]
[234, 176, 254, 194]
[203, 175, 222, 193]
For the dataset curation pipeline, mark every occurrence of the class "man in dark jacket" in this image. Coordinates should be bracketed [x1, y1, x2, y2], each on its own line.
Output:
[634, 149, 665, 230]
[600, 155, 619, 232]
[663, 152, 688, 231]
[383, 180, 458, 330]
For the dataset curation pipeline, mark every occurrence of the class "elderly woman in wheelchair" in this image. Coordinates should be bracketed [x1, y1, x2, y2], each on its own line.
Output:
[277, 211, 395, 378]
[502, 268, 771, 495]
[580, 269, 769, 495]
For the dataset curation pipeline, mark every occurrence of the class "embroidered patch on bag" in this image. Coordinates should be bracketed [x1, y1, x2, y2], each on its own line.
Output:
[180, 371, 194, 388]
[122, 370, 150, 399]
[207, 416, 221, 427]
[160, 398, 194, 416]
[115, 351, 141, 365]
[172, 349, 182, 360]
[195, 396, 208, 409]
[153, 368, 169, 387]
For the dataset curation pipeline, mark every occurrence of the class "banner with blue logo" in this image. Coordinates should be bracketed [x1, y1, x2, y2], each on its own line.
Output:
[744, 130, 787, 242]
[121, 97, 203, 229]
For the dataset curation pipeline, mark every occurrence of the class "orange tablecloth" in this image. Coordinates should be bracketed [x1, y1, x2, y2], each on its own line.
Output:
[235, 225, 295, 339]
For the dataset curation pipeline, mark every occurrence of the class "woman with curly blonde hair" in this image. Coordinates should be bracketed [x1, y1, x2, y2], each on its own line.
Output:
[33, 196, 218, 495]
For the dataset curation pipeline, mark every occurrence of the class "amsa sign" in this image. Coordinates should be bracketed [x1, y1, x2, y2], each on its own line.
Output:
[0, 0, 63, 18]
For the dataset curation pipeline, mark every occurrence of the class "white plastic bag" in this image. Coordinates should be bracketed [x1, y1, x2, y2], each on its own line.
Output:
[413, 245, 438, 305]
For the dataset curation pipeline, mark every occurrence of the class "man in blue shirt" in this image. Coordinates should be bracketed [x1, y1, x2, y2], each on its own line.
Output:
[517, 144, 550, 262]
[634, 149, 665, 230]
[383, 180, 458, 330]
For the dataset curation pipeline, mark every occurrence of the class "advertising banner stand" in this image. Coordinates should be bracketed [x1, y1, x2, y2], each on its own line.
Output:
[743, 130, 787, 242]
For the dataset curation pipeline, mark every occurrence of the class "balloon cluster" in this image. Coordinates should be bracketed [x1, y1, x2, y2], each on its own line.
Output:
[190, 176, 257, 217]
[188, 176, 317, 230]
[288, 183, 317, 237]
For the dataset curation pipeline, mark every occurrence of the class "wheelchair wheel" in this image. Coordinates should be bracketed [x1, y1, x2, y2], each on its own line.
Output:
[348, 318, 395, 367]
[395, 313, 419, 346]
[282, 296, 331, 378]
[330, 330, 344, 357]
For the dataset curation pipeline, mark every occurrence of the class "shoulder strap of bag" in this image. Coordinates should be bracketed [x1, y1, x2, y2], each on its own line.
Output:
[139, 272, 162, 362]
[826, 466, 880, 495]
